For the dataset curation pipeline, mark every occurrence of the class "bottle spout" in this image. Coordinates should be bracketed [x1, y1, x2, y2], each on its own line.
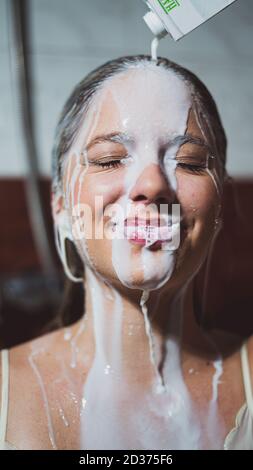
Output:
[143, 10, 168, 39]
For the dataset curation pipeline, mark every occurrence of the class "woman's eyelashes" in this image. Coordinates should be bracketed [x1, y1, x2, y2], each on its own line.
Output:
[86, 153, 208, 175]
[88, 155, 132, 170]
[176, 162, 206, 174]
[176, 155, 208, 175]
[93, 159, 122, 169]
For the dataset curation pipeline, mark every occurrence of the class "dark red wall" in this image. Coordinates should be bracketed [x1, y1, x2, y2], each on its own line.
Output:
[0, 178, 252, 347]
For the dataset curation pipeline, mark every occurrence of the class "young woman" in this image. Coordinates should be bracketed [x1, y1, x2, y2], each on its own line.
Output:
[1, 55, 252, 450]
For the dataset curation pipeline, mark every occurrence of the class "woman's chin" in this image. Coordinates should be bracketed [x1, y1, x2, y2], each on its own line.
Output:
[120, 271, 175, 291]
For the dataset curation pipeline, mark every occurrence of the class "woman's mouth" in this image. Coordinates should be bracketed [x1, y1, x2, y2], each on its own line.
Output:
[124, 218, 174, 249]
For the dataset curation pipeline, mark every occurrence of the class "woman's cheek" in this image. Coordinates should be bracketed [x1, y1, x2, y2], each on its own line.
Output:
[177, 176, 219, 221]
[73, 173, 124, 239]
[82, 173, 124, 208]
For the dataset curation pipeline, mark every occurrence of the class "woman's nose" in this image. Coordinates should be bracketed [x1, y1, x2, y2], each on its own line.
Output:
[128, 163, 176, 205]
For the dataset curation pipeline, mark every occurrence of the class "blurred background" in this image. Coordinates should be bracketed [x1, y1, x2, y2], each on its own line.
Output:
[0, 0, 252, 348]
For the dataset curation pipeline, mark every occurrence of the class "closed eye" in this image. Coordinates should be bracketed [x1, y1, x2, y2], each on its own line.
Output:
[177, 162, 206, 174]
[93, 159, 122, 169]
[88, 155, 131, 170]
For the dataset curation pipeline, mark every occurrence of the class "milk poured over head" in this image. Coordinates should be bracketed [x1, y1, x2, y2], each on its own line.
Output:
[50, 63, 225, 450]
[72, 66, 200, 449]
[99, 65, 192, 290]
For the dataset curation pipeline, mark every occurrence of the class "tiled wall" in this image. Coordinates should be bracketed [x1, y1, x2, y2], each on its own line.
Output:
[1, 0, 253, 177]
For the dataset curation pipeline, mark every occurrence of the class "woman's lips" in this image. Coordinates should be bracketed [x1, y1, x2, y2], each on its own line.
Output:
[121, 216, 187, 250]
[127, 237, 167, 251]
[108, 213, 188, 252]
[124, 217, 167, 227]
[124, 218, 173, 247]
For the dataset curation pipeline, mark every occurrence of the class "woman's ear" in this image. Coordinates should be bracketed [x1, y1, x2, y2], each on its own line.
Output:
[51, 192, 65, 221]
[51, 192, 83, 283]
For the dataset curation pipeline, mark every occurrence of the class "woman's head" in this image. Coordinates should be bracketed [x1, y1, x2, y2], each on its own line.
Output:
[52, 55, 227, 294]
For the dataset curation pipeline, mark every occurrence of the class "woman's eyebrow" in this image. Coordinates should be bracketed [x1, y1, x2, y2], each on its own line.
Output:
[85, 132, 133, 151]
[168, 134, 211, 150]
[85, 132, 211, 152]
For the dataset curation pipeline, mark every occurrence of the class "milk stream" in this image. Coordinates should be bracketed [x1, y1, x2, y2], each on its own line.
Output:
[28, 350, 58, 449]
[151, 36, 159, 62]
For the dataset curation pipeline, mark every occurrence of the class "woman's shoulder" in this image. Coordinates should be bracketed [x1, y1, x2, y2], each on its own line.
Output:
[0, 326, 66, 412]
[9, 326, 68, 382]
[0, 327, 68, 449]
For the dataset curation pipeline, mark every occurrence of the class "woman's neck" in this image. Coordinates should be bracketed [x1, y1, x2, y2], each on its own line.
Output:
[67, 268, 220, 391]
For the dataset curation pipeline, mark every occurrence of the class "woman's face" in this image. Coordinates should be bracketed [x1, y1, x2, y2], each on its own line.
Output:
[60, 65, 221, 293]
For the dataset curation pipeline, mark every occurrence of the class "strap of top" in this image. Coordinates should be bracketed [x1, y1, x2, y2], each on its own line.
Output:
[0, 349, 9, 445]
[241, 341, 253, 417]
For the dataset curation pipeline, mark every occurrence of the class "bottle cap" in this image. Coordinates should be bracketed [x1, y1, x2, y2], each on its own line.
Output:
[143, 10, 167, 38]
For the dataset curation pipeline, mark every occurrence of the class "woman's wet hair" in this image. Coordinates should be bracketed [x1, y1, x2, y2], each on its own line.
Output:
[51, 54, 227, 195]
[51, 55, 228, 328]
